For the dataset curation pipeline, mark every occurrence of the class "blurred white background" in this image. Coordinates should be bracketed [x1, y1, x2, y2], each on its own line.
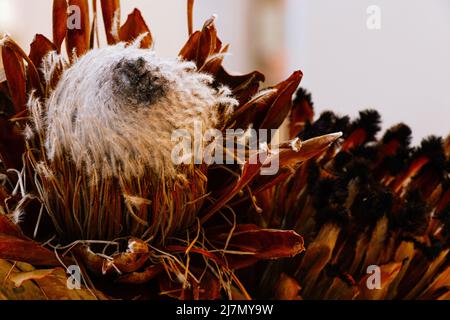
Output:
[1, 0, 449, 144]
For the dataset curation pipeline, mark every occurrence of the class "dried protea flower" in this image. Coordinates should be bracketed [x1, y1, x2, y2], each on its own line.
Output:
[34, 43, 237, 243]
[0, 0, 339, 300]
[1, 0, 447, 301]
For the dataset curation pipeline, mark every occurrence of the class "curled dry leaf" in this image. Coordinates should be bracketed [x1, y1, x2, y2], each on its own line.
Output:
[120, 9, 153, 48]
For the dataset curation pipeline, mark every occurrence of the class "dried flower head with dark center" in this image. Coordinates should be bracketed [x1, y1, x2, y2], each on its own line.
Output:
[111, 57, 169, 107]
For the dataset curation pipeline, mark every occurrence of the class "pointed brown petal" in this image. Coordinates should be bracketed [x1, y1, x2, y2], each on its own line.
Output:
[210, 225, 305, 269]
[278, 133, 343, 169]
[100, 0, 120, 44]
[259, 71, 303, 131]
[29, 34, 56, 70]
[228, 88, 278, 129]
[199, 44, 229, 75]
[1, 46, 27, 113]
[0, 215, 25, 239]
[2, 37, 43, 102]
[216, 66, 265, 104]
[196, 16, 218, 69]
[66, 0, 90, 58]
[52, 0, 68, 53]
[120, 9, 153, 48]
[179, 31, 201, 61]
[29, 34, 57, 87]
[0, 234, 61, 266]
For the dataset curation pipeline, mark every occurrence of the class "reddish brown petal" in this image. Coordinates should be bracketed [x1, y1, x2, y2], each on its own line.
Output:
[0, 234, 61, 266]
[228, 88, 278, 129]
[259, 71, 303, 131]
[29, 34, 57, 87]
[196, 16, 218, 69]
[216, 66, 265, 105]
[119, 9, 153, 48]
[66, 0, 90, 58]
[100, 0, 120, 44]
[0, 215, 25, 239]
[52, 0, 68, 53]
[211, 224, 305, 260]
[200, 44, 229, 76]
[278, 133, 343, 170]
[1, 46, 27, 113]
[179, 31, 201, 61]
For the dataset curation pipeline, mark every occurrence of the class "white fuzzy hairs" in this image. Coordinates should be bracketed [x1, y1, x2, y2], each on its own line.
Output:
[44, 43, 238, 181]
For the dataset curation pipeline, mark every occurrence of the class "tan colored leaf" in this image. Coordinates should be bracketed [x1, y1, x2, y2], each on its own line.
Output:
[9, 269, 56, 288]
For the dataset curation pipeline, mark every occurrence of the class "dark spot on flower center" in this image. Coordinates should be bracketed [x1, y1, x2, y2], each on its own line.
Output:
[111, 57, 169, 107]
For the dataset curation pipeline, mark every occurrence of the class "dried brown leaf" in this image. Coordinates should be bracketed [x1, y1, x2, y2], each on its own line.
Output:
[0, 234, 61, 267]
[52, 0, 68, 53]
[100, 0, 120, 44]
[1, 46, 26, 113]
[120, 9, 153, 48]
[66, 0, 90, 58]
[259, 71, 303, 131]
